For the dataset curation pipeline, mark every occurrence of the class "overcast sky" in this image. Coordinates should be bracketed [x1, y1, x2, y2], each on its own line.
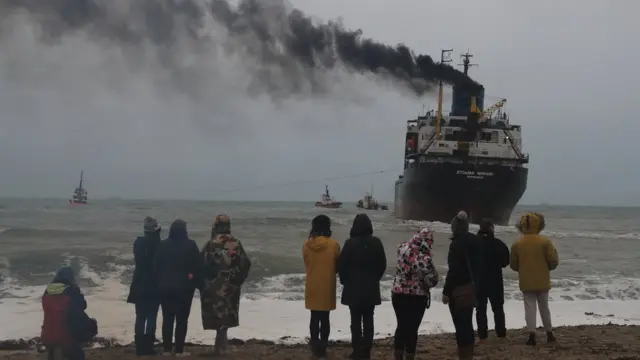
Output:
[0, 0, 638, 206]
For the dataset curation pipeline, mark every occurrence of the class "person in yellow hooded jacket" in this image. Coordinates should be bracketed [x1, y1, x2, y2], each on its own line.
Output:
[303, 214, 341, 359]
[510, 212, 559, 346]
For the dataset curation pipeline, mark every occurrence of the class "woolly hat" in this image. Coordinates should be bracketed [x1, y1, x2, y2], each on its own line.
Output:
[143, 216, 161, 232]
[451, 211, 470, 235]
[212, 214, 231, 234]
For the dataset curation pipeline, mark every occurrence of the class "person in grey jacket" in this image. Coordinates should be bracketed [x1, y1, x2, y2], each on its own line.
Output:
[153, 219, 202, 356]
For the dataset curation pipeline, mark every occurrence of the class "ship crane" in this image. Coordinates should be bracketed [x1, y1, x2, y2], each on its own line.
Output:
[477, 98, 507, 123]
[470, 97, 524, 159]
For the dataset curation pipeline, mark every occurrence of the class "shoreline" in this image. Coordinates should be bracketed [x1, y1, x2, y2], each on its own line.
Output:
[1, 324, 639, 359]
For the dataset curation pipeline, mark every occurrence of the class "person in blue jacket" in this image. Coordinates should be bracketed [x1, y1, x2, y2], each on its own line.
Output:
[127, 216, 162, 355]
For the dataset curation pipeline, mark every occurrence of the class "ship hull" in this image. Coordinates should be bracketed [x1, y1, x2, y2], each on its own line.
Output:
[315, 202, 342, 209]
[394, 162, 527, 225]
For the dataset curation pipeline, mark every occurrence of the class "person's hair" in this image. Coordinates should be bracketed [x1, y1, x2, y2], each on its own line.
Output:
[310, 215, 332, 237]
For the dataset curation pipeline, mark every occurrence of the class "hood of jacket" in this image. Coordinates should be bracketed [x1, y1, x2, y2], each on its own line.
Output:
[408, 226, 434, 253]
[305, 236, 332, 252]
[168, 219, 188, 240]
[46, 282, 69, 295]
[518, 213, 544, 234]
[52, 266, 76, 286]
[350, 214, 373, 238]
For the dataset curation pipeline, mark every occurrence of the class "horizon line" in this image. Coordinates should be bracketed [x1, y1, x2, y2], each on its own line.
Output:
[0, 196, 637, 208]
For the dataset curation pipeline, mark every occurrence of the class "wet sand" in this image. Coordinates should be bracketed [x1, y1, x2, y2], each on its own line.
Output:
[1, 325, 638, 359]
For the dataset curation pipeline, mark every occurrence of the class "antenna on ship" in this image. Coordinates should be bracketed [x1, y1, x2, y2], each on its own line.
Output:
[436, 49, 453, 140]
[458, 51, 477, 75]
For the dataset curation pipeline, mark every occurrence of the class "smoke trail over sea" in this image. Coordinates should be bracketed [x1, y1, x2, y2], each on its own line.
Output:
[0, 0, 481, 102]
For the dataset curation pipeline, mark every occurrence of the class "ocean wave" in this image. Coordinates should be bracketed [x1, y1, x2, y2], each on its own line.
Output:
[2, 265, 639, 304]
[397, 220, 640, 240]
[243, 273, 640, 302]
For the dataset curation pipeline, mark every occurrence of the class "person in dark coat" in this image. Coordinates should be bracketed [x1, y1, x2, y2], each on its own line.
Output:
[338, 214, 387, 360]
[475, 219, 510, 340]
[127, 216, 162, 356]
[442, 211, 483, 360]
[153, 219, 202, 356]
[41, 266, 96, 360]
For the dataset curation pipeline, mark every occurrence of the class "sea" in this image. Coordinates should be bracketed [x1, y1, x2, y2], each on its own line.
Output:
[1, 198, 640, 344]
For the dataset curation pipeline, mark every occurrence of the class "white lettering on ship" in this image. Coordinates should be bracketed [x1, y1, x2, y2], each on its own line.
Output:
[456, 170, 494, 179]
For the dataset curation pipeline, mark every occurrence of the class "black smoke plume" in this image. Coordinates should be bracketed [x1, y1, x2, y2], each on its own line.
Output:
[0, 0, 482, 99]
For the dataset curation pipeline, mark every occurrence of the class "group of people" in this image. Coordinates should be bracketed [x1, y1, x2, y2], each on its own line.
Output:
[39, 210, 558, 360]
[40, 214, 252, 359]
[302, 211, 559, 360]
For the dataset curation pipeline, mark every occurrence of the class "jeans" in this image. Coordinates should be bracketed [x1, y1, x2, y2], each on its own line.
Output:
[309, 310, 330, 343]
[160, 289, 195, 354]
[349, 304, 375, 356]
[135, 300, 160, 338]
[449, 303, 475, 347]
[475, 291, 506, 339]
[392, 293, 428, 354]
[523, 291, 552, 332]
[47, 345, 85, 360]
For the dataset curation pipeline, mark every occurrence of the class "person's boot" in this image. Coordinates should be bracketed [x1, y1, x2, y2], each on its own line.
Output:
[405, 353, 415, 360]
[134, 335, 144, 356]
[393, 349, 404, 360]
[546, 331, 557, 344]
[213, 330, 228, 356]
[316, 340, 328, 359]
[457, 346, 474, 360]
[144, 334, 157, 356]
[360, 346, 371, 360]
[526, 333, 536, 346]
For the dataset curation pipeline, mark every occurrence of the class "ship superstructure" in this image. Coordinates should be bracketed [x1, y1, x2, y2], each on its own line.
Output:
[394, 51, 529, 225]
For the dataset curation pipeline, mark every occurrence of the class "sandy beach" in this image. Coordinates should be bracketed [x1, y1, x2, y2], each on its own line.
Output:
[1, 325, 638, 360]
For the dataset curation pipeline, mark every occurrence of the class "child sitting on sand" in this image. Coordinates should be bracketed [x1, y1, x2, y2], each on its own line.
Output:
[41, 266, 97, 360]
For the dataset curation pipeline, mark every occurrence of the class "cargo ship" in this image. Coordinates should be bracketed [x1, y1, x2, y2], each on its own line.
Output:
[394, 51, 528, 225]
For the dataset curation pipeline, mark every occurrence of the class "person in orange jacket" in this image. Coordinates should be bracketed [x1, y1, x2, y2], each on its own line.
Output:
[303, 215, 341, 359]
[511, 212, 559, 346]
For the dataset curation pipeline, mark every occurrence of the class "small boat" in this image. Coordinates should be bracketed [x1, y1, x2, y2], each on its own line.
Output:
[356, 185, 389, 210]
[314, 185, 342, 209]
[69, 171, 88, 205]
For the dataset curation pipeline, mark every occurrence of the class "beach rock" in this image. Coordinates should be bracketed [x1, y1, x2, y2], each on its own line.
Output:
[0, 337, 120, 351]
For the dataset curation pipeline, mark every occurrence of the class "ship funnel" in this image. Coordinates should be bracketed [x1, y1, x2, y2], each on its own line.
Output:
[451, 85, 485, 117]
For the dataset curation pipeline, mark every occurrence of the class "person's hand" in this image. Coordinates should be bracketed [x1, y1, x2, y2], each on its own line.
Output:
[442, 294, 449, 304]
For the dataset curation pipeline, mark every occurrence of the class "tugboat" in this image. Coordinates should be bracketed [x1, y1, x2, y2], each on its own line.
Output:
[314, 185, 342, 209]
[394, 51, 529, 225]
[69, 171, 88, 205]
[357, 185, 389, 210]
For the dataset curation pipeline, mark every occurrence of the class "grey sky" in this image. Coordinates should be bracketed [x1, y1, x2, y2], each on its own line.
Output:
[0, 0, 638, 206]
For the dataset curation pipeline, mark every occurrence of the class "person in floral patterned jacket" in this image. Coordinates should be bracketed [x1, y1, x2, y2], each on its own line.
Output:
[391, 226, 439, 360]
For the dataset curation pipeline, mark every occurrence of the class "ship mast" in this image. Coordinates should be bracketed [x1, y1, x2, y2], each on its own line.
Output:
[78, 170, 84, 190]
[458, 51, 477, 75]
[435, 49, 453, 140]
